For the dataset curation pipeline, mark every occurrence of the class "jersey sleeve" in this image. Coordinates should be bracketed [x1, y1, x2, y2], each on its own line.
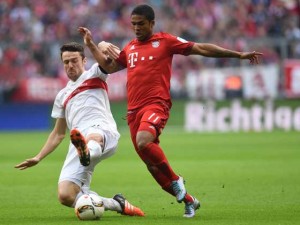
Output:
[51, 91, 65, 119]
[116, 49, 127, 68]
[89, 63, 108, 81]
[164, 33, 194, 55]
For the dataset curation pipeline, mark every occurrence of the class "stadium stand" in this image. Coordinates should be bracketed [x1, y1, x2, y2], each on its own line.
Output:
[0, 0, 299, 102]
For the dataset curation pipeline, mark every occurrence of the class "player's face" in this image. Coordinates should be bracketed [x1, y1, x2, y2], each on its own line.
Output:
[61, 51, 86, 81]
[131, 15, 154, 41]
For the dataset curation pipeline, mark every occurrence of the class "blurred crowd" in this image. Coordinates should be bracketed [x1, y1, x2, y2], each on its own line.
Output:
[0, 0, 300, 101]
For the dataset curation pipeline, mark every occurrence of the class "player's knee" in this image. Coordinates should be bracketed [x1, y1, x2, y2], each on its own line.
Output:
[58, 181, 80, 207]
[136, 138, 150, 151]
[86, 133, 103, 145]
[58, 192, 75, 207]
[136, 129, 156, 151]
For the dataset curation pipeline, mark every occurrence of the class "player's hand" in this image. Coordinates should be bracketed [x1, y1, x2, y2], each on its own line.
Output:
[98, 41, 120, 60]
[78, 27, 93, 45]
[14, 157, 40, 170]
[240, 51, 263, 65]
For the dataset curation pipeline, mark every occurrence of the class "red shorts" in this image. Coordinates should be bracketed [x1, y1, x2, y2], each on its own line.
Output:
[127, 103, 170, 146]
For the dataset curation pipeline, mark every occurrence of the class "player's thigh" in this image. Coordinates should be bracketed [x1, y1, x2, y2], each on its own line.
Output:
[85, 126, 119, 159]
[99, 131, 119, 160]
[138, 105, 169, 143]
[59, 144, 93, 188]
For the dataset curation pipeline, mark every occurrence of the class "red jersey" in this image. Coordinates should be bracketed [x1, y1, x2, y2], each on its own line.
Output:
[117, 32, 194, 111]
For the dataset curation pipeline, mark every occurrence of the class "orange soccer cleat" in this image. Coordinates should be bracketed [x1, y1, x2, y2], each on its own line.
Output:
[113, 194, 145, 217]
[70, 129, 90, 166]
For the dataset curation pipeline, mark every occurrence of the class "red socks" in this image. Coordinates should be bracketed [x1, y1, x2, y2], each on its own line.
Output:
[137, 142, 195, 203]
[137, 142, 179, 188]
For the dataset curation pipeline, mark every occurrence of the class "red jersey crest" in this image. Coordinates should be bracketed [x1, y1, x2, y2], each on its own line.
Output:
[152, 41, 160, 48]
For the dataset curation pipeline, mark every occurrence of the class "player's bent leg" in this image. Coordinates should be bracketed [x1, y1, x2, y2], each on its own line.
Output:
[136, 129, 185, 201]
[86, 127, 114, 164]
[70, 129, 90, 166]
[136, 130, 178, 182]
[58, 180, 81, 207]
[113, 194, 145, 216]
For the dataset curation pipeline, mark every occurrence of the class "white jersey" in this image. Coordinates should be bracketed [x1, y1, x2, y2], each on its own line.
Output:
[51, 63, 120, 138]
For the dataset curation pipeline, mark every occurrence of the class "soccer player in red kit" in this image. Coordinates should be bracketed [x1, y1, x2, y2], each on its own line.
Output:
[79, 4, 262, 218]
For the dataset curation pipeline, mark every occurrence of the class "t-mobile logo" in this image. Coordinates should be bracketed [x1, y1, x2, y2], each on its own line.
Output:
[128, 52, 138, 68]
[128, 52, 154, 68]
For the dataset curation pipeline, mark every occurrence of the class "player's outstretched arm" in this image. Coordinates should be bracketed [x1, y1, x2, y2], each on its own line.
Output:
[15, 118, 67, 170]
[190, 43, 263, 64]
[78, 27, 122, 73]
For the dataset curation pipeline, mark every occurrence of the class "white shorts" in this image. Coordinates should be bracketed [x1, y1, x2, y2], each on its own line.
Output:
[58, 126, 119, 190]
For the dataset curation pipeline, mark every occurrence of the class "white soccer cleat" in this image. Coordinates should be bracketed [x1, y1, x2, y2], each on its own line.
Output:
[171, 176, 187, 203]
[183, 197, 200, 218]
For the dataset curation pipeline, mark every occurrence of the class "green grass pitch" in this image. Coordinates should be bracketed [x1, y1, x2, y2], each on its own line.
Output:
[0, 130, 299, 225]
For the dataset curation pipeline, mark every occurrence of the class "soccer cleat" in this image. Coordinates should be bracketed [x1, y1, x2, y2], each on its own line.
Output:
[70, 129, 90, 166]
[183, 197, 200, 218]
[113, 194, 145, 217]
[171, 176, 187, 203]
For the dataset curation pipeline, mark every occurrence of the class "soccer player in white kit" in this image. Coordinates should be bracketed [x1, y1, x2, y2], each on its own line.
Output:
[15, 42, 144, 217]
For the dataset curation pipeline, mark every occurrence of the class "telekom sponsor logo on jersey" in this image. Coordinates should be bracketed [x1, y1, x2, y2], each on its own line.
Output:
[128, 52, 155, 68]
[127, 41, 160, 68]
[128, 52, 138, 68]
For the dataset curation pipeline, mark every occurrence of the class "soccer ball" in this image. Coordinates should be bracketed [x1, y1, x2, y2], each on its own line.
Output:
[75, 194, 105, 220]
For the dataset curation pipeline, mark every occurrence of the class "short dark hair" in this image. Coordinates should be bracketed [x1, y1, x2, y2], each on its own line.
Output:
[60, 42, 85, 59]
[131, 4, 155, 21]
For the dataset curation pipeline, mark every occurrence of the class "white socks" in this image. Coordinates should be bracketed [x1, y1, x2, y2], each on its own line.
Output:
[73, 190, 122, 212]
[99, 196, 122, 212]
[88, 191, 122, 212]
[72, 191, 84, 208]
[87, 140, 102, 160]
